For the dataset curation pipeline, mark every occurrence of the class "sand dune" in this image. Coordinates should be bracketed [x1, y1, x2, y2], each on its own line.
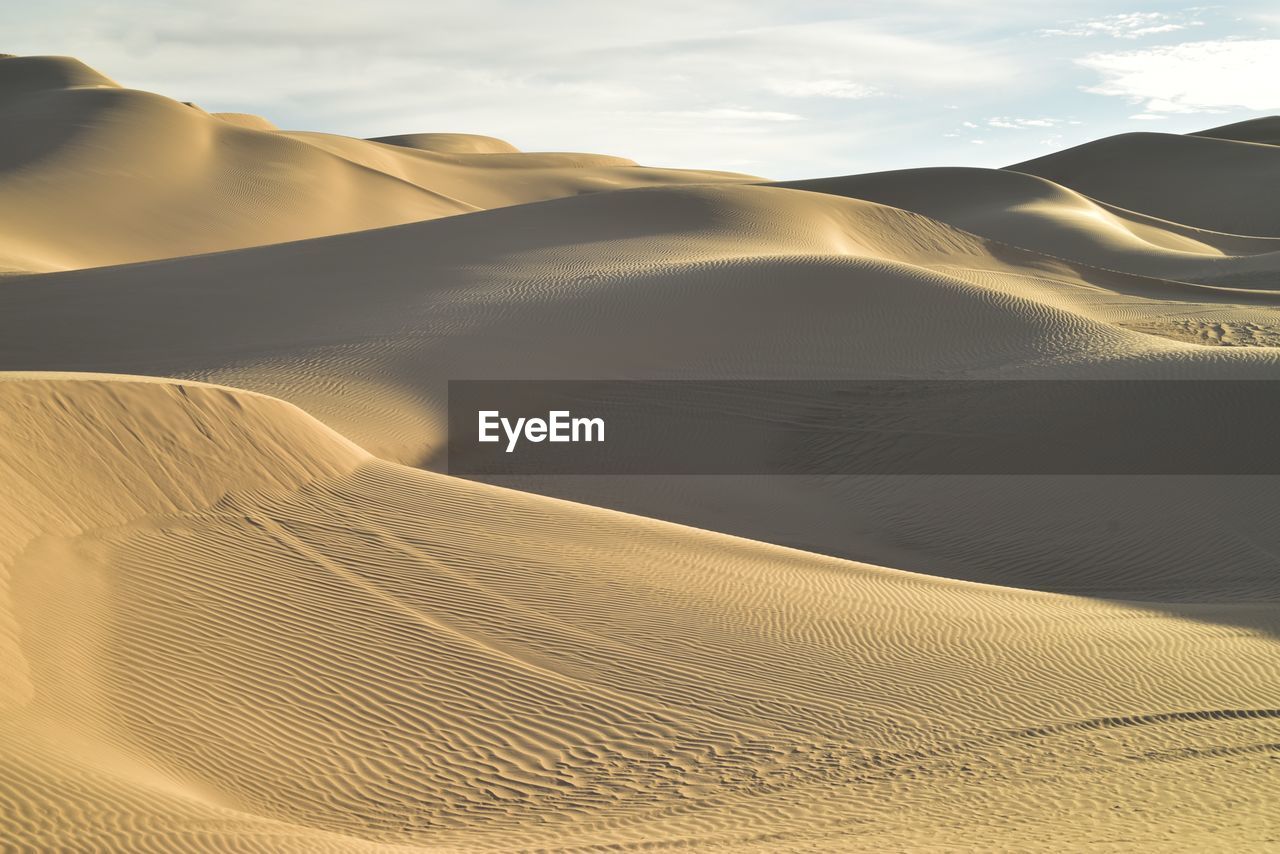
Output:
[212, 111, 281, 132]
[776, 167, 1280, 283]
[3, 177, 1280, 598]
[1192, 116, 1280, 146]
[1, 52, 1278, 851]
[3, 179, 1280, 449]
[0, 55, 753, 272]
[3, 374, 1277, 851]
[370, 132, 522, 153]
[1009, 130, 1280, 237]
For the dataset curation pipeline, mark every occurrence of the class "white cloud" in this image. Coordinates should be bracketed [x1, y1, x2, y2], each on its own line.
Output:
[1039, 12, 1198, 40]
[987, 116, 1061, 128]
[1078, 39, 1280, 113]
[769, 79, 878, 99]
[3, 0, 1269, 178]
[658, 108, 804, 122]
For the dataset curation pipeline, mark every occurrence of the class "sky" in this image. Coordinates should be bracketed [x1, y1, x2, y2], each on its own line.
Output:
[3, 1, 1278, 179]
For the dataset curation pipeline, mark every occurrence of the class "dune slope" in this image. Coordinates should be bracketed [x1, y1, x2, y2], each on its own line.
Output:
[2, 374, 1277, 852]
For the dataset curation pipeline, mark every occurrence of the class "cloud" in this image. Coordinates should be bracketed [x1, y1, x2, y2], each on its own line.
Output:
[987, 116, 1060, 128]
[657, 108, 804, 122]
[7, 0, 1268, 178]
[769, 79, 878, 99]
[1078, 39, 1280, 113]
[1039, 12, 1200, 40]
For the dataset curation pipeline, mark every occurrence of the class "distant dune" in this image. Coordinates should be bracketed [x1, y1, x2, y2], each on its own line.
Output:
[1, 55, 1278, 852]
[1192, 116, 1280, 146]
[211, 111, 281, 132]
[1009, 131, 1280, 237]
[0, 55, 754, 272]
[776, 167, 1279, 282]
[369, 132, 522, 154]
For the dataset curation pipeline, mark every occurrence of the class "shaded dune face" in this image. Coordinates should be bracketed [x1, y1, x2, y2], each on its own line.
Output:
[2, 376, 1278, 851]
[1, 53, 1279, 852]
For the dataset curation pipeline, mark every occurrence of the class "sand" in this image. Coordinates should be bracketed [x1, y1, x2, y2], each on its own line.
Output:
[1, 55, 1278, 852]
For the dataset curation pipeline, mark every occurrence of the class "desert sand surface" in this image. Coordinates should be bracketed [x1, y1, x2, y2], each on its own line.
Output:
[1, 56, 1278, 852]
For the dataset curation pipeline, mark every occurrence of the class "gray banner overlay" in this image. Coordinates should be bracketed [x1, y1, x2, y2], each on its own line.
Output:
[447, 380, 1280, 475]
